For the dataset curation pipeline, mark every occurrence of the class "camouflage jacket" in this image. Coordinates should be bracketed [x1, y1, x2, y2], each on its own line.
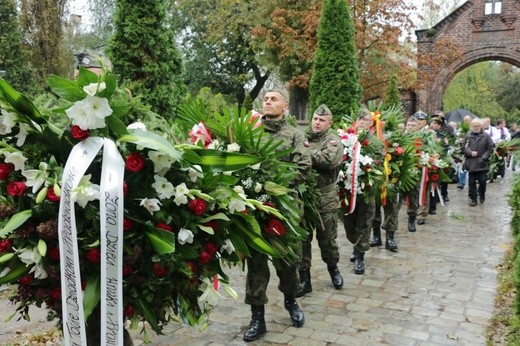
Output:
[262, 116, 312, 186]
[305, 129, 343, 210]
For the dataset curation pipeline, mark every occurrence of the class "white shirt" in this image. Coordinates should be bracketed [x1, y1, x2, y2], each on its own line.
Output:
[484, 126, 501, 143]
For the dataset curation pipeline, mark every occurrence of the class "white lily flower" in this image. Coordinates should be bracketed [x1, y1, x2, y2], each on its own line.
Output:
[419, 152, 430, 166]
[254, 182, 262, 193]
[220, 239, 235, 255]
[206, 139, 221, 150]
[227, 142, 241, 152]
[358, 154, 374, 166]
[177, 228, 194, 245]
[233, 185, 247, 199]
[186, 165, 203, 182]
[198, 277, 225, 306]
[126, 121, 147, 131]
[148, 151, 174, 173]
[66, 95, 113, 130]
[250, 163, 261, 170]
[4, 151, 27, 171]
[173, 183, 189, 205]
[0, 109, 16, 135]
[228, 198, 246, 213]
[18, 247, 48, 279]
[151, 175, 175, 199]
[0, 267, 11, 278]
[139, 198, 162, 214]
[72, 175, 100, 208]
[22, 162, 49, 193]
[15, 123, 30, 147]
[83, 82, 106, 96]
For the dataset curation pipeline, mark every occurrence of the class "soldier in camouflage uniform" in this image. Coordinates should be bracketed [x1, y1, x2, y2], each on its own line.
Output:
[243, 89, 312, 342]
[343, 107, 385, 275]
[296, 104, 344, 298]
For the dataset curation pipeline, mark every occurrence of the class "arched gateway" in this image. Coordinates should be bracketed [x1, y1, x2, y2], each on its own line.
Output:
[415, 0, 520, 114]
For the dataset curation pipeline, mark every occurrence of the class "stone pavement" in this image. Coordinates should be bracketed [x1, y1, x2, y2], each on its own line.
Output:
[0, 171, 516, 345]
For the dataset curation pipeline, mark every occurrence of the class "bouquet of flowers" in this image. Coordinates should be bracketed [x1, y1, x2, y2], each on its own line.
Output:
[337, 124, 385, 214]
[489, 138, 520, 179]
[0, 68, 300, 344]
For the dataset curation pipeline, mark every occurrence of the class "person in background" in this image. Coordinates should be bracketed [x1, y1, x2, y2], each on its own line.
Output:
[495, 118, 511, 178]
[297, 104, 344, 297]
[427, 117, 446, 215]
[482, 117, 500, 143]
[242, 89, 311, 342]
[462, 118, 494, 206]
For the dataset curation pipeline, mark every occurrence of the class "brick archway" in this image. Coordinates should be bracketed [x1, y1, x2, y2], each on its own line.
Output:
[416, 0, 520, 114]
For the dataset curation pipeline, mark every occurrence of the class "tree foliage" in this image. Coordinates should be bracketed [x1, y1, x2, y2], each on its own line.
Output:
[309, 0, 361, 123]
[18, 0, 71, 84]
[382, 74, 401, 110]
[108, 0, 185, 119]
[0, 0, 36, 94]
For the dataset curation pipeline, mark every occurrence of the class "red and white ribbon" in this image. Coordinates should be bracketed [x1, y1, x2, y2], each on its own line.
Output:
[347, 141, 361, 214]
[418, 166, 429, 207]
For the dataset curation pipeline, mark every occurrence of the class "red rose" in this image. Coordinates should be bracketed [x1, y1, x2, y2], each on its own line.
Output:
[47, 187, 60, 202]
[204, 242, 218, 255]
[153, 262, 168, 277]
[347, 127, 356, 134]
[124, 305, 135, 318]
[48, 247, 60, 261]
[71, 125, 90, 140]
[86, 248, 101, 263]
[19, 274, 33, 285]
[343, 154, 348, 161]
[362, 139, 370, 146]
[0, 239, 12, 253]
[123, 265, 133, 276]
[394, 147, 404, 156]
[155, 222, 172, 232]
[199, 250, 213, 264]
[50, 287, 61, 300]
[0, 163, 14, 180]
[431, 174, 439, 181]
[123, 218, 133, 231]
[188, 199, 207, 215]
[125, 152, 145, 172]
[7, 181, 27, 196]
[264, 219, 286, 236]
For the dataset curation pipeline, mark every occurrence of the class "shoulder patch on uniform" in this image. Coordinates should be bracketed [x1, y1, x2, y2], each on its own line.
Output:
[304, 140, 310, 147]
[329, 140, 338, 146]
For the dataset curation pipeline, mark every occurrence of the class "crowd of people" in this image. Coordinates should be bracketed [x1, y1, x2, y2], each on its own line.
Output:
[242, 88, 519, 342]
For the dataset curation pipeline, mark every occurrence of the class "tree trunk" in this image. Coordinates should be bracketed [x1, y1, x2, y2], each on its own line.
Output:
[289, 86, 309, 122]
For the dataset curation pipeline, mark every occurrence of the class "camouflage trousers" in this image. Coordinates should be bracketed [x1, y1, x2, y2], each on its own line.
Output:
[405, 182, 430, 219]
[373, 194, 403, 232]
[244, 247, 301, 306]
[343, 198, 376, 253]
[299, 210, 340, 271]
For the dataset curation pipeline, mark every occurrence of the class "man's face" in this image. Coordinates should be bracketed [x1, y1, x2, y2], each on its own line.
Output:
[262, 92, 288, 119]
[356, 116, 372, 130]
[471, 122, 482, 132]
[482, 119, 490, 128]
[311, 114, 333, 133]
[406, 120, 418, 132]
[430, 121, 441, 131]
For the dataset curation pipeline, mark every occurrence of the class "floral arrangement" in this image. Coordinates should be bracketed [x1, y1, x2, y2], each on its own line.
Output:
[337, 124, 385, 213]
[0, 68, 304, 343]
[489, 138, 520, 179]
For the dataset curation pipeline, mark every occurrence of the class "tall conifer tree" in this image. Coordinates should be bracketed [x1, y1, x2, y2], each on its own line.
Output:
[108, 0, 185, 118]
[308, 0, 361, 123]
[382, 74, 401, 110]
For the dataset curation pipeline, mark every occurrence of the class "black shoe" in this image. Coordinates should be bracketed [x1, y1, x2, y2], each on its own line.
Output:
[349, 252, 355, 262]
[327, 265, 344, 289]
[443, 196, 449, 203]
[408, 217, 416, 232]
[243, 306, 266, 342]
[353, 251, 365, 275]
[370, 236, 382, 247]
[469, 199, 477, 206]
[417, 219, 426, 225]
[479, 197, 485, 204]
[295, 270, 312, 298]
[284, 297, 304, 327]
[457, 185, 464, 189]
[428, 209, 436, 215]
[385, 231, 398, 252]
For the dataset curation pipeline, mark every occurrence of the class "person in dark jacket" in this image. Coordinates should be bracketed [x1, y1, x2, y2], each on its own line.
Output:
[461, 119, 494, 206]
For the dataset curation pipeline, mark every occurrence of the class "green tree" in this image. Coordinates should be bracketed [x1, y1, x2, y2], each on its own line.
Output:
[382, 74, 401, 110]
[0, 0, 36, 94]
[108, 0, 185, 118]
[309, 0, 361, 123]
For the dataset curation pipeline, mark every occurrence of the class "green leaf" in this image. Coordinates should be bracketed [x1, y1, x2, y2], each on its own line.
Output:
[37, 239, 47, 257]
[228, 233, 250, 257]
[197, 224, 214, 235]
[199, 213, 230, 223]
[188, 148, 263, 172]
[0, 210, 32, 237]
[118, 130, 182, 162]
[144, 227, 175, 255]
[0, 252, 14, 263]
[83, 275, 101, 321]
[137, 298, 162, 334]
[0, 265, 30, 285]
[105, 114, 129, 137]
[231, 216, 279, 257]
[0, 78, 45, 126]
[47, 75, 86, 102]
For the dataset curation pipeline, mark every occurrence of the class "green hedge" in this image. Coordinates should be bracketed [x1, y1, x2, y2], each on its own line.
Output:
[510, 175, 520, 314]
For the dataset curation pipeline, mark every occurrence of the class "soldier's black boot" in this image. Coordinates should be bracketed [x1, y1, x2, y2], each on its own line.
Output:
[295, 270, 312, 297]
[354, 251, 365, 275]
[349, 252, 355, 262]
[327, 264, 344, 289]
[284, 295, 304, 327]
[385, 231, 398, 252]
[408, 215, 416, 232]
[370, 226, 382, 247]
[243, 305, 266, 342]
